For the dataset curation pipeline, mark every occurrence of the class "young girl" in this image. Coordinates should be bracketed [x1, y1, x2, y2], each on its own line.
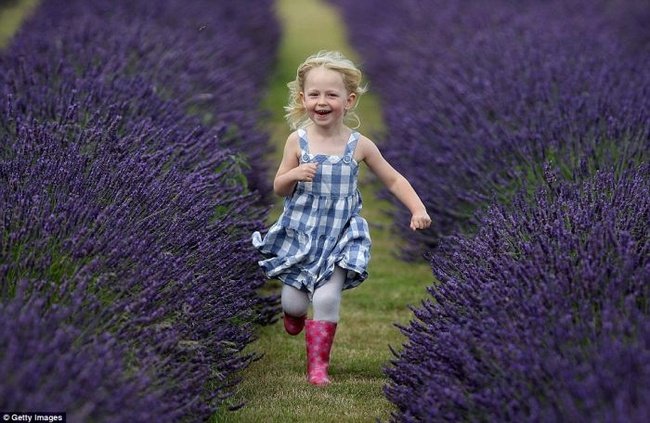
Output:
[252, 50, 431, 386]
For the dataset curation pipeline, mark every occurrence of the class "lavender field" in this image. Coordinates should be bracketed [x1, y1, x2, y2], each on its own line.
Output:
[1, 0, 280, 421]
[333, 0, 649, 421]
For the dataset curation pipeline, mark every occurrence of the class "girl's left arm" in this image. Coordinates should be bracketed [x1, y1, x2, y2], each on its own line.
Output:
[359, 137, 432, 231]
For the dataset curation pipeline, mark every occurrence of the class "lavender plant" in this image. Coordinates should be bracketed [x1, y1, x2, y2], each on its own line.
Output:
[1, 0, 280, 420]
[332, 0, 649, 257]
[2, 0, 279, 193]
[0, 280, 170, 422]
[385, 165, 649, 422]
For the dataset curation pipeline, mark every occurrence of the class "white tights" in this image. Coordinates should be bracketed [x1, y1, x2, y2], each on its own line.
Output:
[281, 265, 346, 323]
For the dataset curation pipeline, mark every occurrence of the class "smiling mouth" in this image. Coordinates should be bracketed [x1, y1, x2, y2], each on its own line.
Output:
[315, 110, 331, 115]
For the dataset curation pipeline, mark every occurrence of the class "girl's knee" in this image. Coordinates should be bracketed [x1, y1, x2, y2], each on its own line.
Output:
[281, 284, 309, 316]
[312, 288, 342, 322]
[312, 291, 339, 311]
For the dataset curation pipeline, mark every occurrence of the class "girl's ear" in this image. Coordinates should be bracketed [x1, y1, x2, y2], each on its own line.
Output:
[346, 92, 357, 109]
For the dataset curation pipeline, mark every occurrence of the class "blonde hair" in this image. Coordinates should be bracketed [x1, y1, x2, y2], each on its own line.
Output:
[284, 50, 368, 130]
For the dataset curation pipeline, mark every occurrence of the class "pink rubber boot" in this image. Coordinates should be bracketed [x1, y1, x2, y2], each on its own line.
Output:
[283, 313, 306, 336]
[305, 319, 337, 386]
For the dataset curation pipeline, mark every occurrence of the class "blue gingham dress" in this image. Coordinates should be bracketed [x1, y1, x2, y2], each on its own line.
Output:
[252, 128, 371, 295]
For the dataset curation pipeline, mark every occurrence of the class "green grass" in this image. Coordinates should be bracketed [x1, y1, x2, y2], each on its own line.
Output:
[0, 0, 39, 49]
[213, 0, 433, 422]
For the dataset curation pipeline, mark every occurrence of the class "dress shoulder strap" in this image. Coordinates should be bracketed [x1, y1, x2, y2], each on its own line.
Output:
[344, 132, 360, 159]
[297, 128, 310, 154]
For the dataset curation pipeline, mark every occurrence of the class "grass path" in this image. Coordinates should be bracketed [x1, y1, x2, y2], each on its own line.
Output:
[214, 0, 433, 421]
[0, 0, 39, 49]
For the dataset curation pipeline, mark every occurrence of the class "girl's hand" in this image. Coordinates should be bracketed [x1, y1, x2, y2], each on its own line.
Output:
[292, 163, 318, 182]
[410, 210, 432, 231]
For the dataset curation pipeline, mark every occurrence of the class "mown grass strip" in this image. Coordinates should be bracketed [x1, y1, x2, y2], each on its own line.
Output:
[213, 0, 433, 421]
[0, 0, 39, 49]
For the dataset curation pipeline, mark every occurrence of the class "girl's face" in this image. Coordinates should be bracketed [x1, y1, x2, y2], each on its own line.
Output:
[300, 66, 356, 130]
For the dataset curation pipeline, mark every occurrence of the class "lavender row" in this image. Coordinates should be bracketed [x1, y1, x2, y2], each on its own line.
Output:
[333, 0, 649, 255]
[385, 165, 649, 421]
[1, 0, 279, 420]
[3, 0, 279, 193]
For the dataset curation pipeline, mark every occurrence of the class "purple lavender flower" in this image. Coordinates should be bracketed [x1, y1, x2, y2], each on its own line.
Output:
[0, 280, 170, 422]
[384, 165, 649, 421]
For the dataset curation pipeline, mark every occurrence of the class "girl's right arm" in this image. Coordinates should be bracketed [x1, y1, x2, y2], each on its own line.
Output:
[273, 132, 319, 197]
